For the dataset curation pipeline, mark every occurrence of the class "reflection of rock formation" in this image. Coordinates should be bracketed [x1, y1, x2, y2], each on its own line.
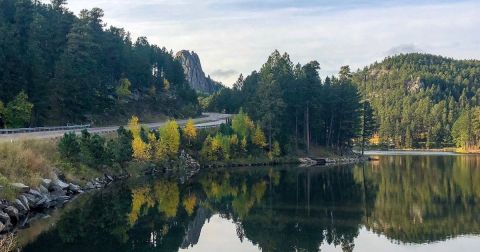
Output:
[181, 207, 211, 249]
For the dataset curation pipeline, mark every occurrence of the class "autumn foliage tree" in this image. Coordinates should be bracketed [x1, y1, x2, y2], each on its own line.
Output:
[252, 123, 267, 149]
[232, 109, 255, 139]
[129, 116, 150, 161]
[183, 118, 197, 145]
[159, 120, 180, 158]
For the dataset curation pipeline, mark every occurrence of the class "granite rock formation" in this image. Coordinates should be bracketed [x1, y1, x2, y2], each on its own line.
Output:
[176, 50, 223, 94]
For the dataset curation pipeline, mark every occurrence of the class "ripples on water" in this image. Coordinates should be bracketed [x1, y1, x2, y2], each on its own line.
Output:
[16, 154, 480, 251]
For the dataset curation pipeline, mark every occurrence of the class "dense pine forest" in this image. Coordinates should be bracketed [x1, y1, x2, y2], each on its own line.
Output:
[204, 50, 363, 152]
[207, 53, 480, 151]
[353, 54, 480, 149]
[0, 0, 199, 127]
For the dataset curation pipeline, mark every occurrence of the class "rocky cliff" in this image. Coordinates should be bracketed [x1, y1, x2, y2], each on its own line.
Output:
[175, 50, 223, 94]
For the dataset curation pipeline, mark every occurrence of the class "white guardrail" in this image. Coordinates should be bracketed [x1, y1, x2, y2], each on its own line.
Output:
[0, 124, 91, 135]
[0, 116, 231, 135]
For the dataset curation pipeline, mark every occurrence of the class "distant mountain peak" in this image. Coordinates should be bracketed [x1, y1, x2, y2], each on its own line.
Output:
[175, 50, 223, 94]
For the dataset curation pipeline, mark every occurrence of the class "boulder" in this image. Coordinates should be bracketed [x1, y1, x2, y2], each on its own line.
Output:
[14, 199, 28, 212]
[23, 194, 38, 208]
[0, 211, 10, 225]
[34, 197, 49, 209]
[50, 189, 66, 198]
[10, 183, 30, 193]
[68, 183, 81, 193]
[41, 179, 52, 190]
[28, 189, 43, 198]
[0, 221, 4, 233]
[52, 179, 69, 190]
[105, 175, 113, 182]
[4, 206, 19, 223]
[50, 184, 64, 192]
[85, 182, 95, 190]
[19, 195, 30, 210]
[55, 196, 70, 203]
[39, 185, 49, 194]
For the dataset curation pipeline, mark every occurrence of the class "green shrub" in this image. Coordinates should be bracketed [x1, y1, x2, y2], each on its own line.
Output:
[58, 132, 81, 162]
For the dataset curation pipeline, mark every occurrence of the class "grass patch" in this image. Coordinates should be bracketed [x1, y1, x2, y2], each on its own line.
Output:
[0, 138, 102, 198]
[57, 162, 101, 186]
[0, 139, 57, 187]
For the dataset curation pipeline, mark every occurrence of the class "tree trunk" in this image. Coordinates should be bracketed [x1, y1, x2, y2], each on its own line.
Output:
[306, 104, 310, 154]
[268, 120, 272, 151]
[361, 102, 366, 156]
[295, 109, 298, 150]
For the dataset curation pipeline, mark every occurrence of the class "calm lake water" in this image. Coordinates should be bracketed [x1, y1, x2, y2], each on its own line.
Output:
[16, 154, 480, 251]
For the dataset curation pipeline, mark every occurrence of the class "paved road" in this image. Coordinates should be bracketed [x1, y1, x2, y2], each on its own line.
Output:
[0, 113, 231, 142]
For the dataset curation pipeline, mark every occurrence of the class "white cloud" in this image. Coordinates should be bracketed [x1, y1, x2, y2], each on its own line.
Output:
[54, 0, 480, 85]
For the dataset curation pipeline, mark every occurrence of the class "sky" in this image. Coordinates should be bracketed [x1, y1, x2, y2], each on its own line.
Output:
[52, 0, 480, 86]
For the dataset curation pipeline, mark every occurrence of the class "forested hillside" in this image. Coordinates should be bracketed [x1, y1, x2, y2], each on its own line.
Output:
[353, 53, 480, 149]
[0, 0, 199, 127]
[205, 50, 363, 153]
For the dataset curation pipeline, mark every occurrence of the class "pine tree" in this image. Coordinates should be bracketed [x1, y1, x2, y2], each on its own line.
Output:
[5, 91, 33, 128]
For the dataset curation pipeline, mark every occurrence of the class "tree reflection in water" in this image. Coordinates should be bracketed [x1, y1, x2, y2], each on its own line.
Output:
[20, 155, 480, 252]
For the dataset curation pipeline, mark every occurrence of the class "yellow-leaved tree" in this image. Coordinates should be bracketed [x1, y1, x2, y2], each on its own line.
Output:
[183, 118, 197, 145]
[183, 194, 197, 216]
[268, 141, 281, 160]
[128, 116, 141, 137]
[159, 120, 180, 158]
[163, 79, 170, 91]
[252, 123, 267, 148]
[232, 109, 255, 138]
[154, 181, 179, 218]
[241, 136, 248, 152]
[129, 116, 151, 161]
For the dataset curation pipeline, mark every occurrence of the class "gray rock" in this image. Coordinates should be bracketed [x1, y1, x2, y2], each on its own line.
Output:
[0, 221, 4, 232]
[10, 183, 30, 192]
[53, 179, 69, 190]
[39, 185, 49, 194]
[175, 50, 222, 94]
[55, 196, 70, 203]
[0, 211, 10, 225]
[68, 183, 81, 192]
[28, 189, 43, 198]
[4, 206, 19, 222]
[34, 197, 48, 208]
[15, 199, 28, 212]
[23, 194, 38, 208]
[85, 182, 95, 190]
[19, 195, 30, 210]
[41, 179, 52, 190]
[50, 189, 66, 199]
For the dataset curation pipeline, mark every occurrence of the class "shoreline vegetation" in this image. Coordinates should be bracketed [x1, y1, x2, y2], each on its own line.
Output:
[0, 111, 365, 239]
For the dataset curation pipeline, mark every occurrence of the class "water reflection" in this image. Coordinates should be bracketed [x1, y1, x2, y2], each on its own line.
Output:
[19, 155, 480, 251]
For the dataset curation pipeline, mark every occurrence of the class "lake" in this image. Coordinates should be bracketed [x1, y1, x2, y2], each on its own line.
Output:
[15, 153, 480, 251]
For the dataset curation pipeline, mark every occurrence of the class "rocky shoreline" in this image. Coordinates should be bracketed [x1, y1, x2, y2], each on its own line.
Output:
[0, 152, 367, 237]
[0, 173, 128, 236]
